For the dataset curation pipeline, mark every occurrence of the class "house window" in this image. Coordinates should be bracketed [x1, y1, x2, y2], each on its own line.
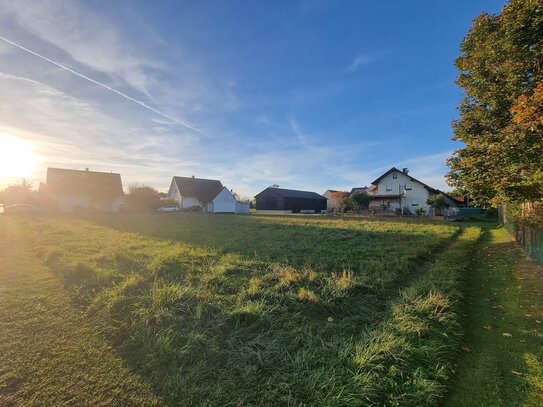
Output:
[393, 173, 397, 179]
[386, 184, 392, 191]
[412, 198, 418, 206]
[405, 183, 412, 190]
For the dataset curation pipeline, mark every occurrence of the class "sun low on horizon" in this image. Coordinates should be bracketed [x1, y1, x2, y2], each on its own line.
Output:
[0, 133, 41, 184]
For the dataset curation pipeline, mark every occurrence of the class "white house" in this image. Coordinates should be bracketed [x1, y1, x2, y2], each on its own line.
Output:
[367, 167, 438, 213]
[40, 167, 125, 213]
[210, 187, 250, 213]
[167, 176, 249, 214]
[168, 176, 223, 210]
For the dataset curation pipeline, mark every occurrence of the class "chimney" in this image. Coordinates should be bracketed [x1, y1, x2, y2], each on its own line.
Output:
[402, 167, 409, 175]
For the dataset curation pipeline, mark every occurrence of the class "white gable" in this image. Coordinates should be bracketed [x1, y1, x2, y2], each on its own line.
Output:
[212, 187, 237, 203]
[212, 187, 237, 213]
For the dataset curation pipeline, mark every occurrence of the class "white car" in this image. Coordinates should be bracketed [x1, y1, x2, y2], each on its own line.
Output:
[158, 205, 179, 212]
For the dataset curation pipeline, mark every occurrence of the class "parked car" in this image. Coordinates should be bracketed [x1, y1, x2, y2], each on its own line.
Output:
[3, 204, 46, 215]
[158, 205, 179, 212]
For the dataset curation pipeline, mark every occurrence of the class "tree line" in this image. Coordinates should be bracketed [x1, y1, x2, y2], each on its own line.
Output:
[447, 0, 543, 226]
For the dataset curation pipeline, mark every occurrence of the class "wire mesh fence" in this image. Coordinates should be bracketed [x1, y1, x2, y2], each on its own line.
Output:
[499, 204, 543, 265]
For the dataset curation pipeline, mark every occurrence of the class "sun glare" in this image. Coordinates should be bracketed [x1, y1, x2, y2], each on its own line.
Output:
[0, 133, 40, 180]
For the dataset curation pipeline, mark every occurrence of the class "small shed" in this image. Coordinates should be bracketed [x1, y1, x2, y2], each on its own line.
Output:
[211, 187, 237, 213]
[255, 187, 327, 213]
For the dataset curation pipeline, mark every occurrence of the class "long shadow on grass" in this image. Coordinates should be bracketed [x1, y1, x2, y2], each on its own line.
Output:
[90, 213, 459, 273]
[37, 214, 463, 405]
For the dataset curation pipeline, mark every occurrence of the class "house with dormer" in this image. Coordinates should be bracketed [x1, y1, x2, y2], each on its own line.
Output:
[366, 167, 466, 213]
[367, 167, 438, 213]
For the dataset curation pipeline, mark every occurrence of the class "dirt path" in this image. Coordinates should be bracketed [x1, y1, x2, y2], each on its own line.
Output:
[444, 226, 543, 406]
[0, 219, 161, 406]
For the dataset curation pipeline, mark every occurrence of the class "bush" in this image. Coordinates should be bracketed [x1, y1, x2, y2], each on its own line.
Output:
[427, 193, 447, 215]
[124, 185, 161, 212]
[339, 192, 371, 213]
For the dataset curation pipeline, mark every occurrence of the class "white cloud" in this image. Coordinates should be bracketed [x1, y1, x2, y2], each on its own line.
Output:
[0, 73, 200, 188]
[0, 35, 201, 133]
[342, 51, 385, 73]
[0, 1, 454, 199]
[1, 0, 159, 95]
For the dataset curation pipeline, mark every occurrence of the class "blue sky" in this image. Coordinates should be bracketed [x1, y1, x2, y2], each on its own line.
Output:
[0, 0, 504, 197]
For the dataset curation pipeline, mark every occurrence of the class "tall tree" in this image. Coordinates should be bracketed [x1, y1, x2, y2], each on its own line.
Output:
[447, 0, 543, 206]
[0, 179, 36, 205]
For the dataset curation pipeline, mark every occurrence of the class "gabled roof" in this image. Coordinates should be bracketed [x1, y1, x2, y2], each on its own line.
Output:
[45, 167, 123, 198]
[437, 190, 466, 205]
[256, 187, 326, 200]
[371, 167, 437, 193]
[172, 176, 223, 203]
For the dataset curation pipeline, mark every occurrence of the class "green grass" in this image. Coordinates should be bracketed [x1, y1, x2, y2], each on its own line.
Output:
[1, 214, 539, 406]
[0, 218, 161, 406]
[444, 226, 543, 406]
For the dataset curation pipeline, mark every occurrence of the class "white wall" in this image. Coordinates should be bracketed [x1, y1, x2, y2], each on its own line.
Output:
[372, 170, 432, 213]
[235, 202, 250, 214]
[167, 179, 204, 209]
[52, 195, 124, 213]
[53, 195, 90, 213]
[323, 190, 342, 212]
[180, 196, 200, 209]
[212, 188, 237, 213]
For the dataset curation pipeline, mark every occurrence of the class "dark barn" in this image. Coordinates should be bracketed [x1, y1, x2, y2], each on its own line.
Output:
[255, 187, 327, 213]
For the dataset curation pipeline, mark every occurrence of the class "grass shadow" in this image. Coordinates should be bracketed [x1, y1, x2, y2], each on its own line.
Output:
[22, 214, 466, 405]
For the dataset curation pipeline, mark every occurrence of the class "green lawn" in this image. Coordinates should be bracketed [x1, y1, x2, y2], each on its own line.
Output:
[0, 214, 541, 406]
[444, 226, 543, 407]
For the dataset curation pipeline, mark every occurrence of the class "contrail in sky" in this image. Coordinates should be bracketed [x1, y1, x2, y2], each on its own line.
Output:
[0, 35, 202, 134]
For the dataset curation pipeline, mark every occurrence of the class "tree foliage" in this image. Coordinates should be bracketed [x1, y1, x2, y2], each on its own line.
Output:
[351, 192, 371, 210]
[447, 0, 543, 207]
[125, 185, 161, 212]
[339, 192, 370, 213]
[427, 193, 447, 213]
[0, 180, 36, 205]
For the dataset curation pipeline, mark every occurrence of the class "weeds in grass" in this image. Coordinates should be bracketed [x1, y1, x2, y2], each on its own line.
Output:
[298, 287, 319, 303]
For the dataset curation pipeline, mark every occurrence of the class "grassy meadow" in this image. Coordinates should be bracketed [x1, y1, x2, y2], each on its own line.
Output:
[1, 214, 484, 405]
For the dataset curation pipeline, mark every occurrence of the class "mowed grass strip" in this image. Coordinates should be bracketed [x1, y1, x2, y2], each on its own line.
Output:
[352, 226, 482, 406]
[3, 214, 467, 405]
[444, 226, 543, 407]
[0, 219, 161, 406]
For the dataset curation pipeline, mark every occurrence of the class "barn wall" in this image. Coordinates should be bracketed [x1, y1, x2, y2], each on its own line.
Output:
[255, 189, 284, 210]
[283, 197, 327, 212]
